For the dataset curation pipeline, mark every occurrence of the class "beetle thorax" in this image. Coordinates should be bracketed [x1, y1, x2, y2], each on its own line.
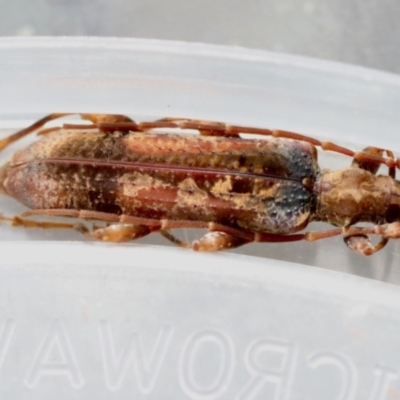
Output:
[314, 167, 400, 226]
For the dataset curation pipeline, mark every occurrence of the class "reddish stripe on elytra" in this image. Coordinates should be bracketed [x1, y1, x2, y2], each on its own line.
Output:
[16, 157, 301, 182]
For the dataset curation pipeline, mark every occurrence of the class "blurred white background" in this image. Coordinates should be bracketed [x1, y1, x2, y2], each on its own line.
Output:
[1, 0, 399, 74]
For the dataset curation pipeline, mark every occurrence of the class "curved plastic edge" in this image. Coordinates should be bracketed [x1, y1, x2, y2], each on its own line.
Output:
[1, 36, 400, 87]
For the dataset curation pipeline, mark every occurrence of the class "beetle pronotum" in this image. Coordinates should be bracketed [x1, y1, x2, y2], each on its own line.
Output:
[0, 113, 399, 256]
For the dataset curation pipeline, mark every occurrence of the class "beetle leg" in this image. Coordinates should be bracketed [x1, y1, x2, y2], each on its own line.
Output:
[79, 114, 134, 124]
[352, 146, 384, 174]
[159, 230, 249, 251]
[17, 208, 375, 252]
[145, 118, 395, 168]
[192, 229, 335, 252]
[159, 230, 192, 248]
[184, 229, 334, 252]
[0, 113, 72, 151]
[377, 221, 400, 240]
[0, 213, 155, 242]
[0, 113, 138, 152]
[71, 114, 140, 133]
[15, 210, 247, 250]
[387, 150, 396, 178]
[75, 223, 153, 242]
[196, 230, 314, 251]
[141, 118, 400, 171]
[97, 116, 400, 172]
[304, 225, 383, 255]
[20, 208, 256, 250]
[4, 114, 399, 171]
[193, 232, 250, 251]
[151, 220, 254, 251]
[0, 214, 81, 230]
[2, 212, 249, 249]
[294, 225, 389, 255]
[342, 222, 400, 255]
[351, 147, 396, 177]
[50, 114, 139, 133]
[137, 118, 325, 144]
[36, 126, 64, 136]
[22, 208, 255, 237]
[137, 118, 357, 155]
[143, 118, 241, 138]
[344, 235, 388, 256]
[6, 209, 397, 254]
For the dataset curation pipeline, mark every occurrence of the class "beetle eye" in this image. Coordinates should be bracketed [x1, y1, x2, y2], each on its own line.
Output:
[386, 204, 400, 223]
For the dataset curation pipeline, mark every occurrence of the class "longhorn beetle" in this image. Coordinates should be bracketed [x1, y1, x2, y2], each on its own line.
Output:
[0, 113, 399, 255]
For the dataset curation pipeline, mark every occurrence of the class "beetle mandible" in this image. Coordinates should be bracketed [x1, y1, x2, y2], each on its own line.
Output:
[0, 113, 399, 256]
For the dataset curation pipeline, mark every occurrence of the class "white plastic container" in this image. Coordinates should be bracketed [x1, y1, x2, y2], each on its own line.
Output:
[1, 37, 400, 399]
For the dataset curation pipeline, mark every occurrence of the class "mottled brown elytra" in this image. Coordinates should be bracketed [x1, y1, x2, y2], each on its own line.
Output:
[0, 113, 399, 255]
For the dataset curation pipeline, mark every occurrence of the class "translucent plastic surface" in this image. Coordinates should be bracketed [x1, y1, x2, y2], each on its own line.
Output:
[2, 243, 400, 399]
[1, 37, 400, 399]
